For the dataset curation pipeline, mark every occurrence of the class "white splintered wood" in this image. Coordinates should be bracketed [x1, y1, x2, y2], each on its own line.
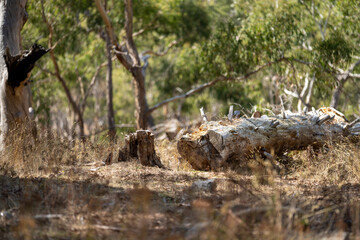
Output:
[228, 105, 234, 121]
[200, 107, 208, 122]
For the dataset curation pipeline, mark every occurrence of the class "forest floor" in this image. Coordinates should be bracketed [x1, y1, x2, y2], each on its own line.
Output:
[1, 135, 360, 239]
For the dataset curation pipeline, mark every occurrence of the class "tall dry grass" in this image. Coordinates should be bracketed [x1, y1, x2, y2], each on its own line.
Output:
[293, 139, 360, 184]
[0, 127, 359, 239]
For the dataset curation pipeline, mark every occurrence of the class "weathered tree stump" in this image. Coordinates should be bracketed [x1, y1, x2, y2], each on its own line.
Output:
[177, 108, 360, 170]
[118, 130, 163, 167]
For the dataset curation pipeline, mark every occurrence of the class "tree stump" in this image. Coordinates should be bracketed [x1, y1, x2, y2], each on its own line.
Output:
[118, 130, 163, 167]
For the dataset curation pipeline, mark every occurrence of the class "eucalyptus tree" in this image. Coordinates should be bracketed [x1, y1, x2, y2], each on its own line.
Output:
[95, 0, 211, 129]
[16, 0, 360, 141]
[165, 0, 360, 115]
[0, 0, 47, 146]
[22, 0, 111, 140]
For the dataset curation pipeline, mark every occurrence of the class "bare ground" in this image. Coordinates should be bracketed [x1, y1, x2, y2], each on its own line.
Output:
[1, 137, 360, 240]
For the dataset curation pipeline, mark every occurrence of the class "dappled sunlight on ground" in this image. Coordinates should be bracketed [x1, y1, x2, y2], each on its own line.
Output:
[1, 136, 360, 239]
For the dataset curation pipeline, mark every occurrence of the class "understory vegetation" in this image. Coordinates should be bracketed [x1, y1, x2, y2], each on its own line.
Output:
[1, 0, 360, 239]
[22, 0, 360, 136]
[0, 132, 360, 239]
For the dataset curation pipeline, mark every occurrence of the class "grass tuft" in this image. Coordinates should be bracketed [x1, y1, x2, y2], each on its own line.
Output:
[0, 130, 360, 239]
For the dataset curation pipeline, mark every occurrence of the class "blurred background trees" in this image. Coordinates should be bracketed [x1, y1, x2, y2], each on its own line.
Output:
[21, 0, 360, 141]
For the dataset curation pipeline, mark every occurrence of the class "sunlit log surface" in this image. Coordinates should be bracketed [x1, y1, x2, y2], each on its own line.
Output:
[177, 108, 360, 170]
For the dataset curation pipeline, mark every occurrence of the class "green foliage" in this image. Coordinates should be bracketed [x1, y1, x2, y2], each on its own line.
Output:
[21, 0, 360, 134]
[315, 32, 353, 66]
[199, 3, 306, 79]
[178, 0, 211, 43]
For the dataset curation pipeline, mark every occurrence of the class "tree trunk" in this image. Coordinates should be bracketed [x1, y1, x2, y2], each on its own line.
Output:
[96, 0, 151, 130]
[132, 68, 149, 129]
[0, 0, 48, 145]
[330, 80, 344, 108]
[177, 108, 359, 170]
[122, 0, 150, 129]
[105, 33, 116, 141]
[40, 0, 84, 142]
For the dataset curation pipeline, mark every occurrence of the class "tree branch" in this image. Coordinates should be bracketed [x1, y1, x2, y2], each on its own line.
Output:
[291, 58, 313, 66]
[5, 44, 49, 89]
[331, 59, 360, 81]
[35, 64, 56, 76]
[124, 0, 141, 67]
[348, 59, 360, 73]
[348, 73, 360, 79]
[148, 76, 226, 114]
[297, 74, 309, 112]
[141, 40, 178, 57]
[306, 73, 315, 105]
[41, 2, 78, 114]
[94, 0, 118, 46]
[285, 59, 310, 110]
[41, 0, 85, 140]
[132, 15, 158, 37]
[95, 0, 134, 70]
[300, 0, 335, 41]
[284, 88, 300, 98]
[148, 58, 286, 114]
[300, 0, 325, 40]
[80, 59, 111, 114]
[323, 1, 335, 38]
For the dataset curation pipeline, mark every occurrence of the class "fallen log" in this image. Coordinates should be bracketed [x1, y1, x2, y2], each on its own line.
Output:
[177, 108, 360, 170]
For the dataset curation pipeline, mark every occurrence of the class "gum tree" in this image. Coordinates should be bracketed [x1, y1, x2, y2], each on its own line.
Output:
[0, 0, 47, 145]
[95, 0, 211, 129]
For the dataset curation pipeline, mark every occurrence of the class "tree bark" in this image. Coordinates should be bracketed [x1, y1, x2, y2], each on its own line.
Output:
[0, 0, 48, 145]
[96, 0, 153, 130]
[123, 0, 150, 129]
[105, 32, 116, 141]
[177, 109, 360, 170]
[132, 68, 149, 129]
[330, 80, 343, 108]
[330, 60, 360, 109]
[119, 130, 163, 167]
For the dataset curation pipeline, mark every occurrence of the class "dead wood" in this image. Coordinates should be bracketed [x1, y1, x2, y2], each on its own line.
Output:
[177, 108, 360, 170]
[118, 130, 163, 167]
[5, 44, 48, 89]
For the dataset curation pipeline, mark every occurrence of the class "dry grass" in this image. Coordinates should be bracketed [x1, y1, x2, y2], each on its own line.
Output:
[1, 130, 360, 239]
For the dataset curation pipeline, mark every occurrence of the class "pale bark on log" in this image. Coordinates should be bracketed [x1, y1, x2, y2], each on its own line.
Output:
[119, 130, 163, 167]
[177, 109, 360, 170]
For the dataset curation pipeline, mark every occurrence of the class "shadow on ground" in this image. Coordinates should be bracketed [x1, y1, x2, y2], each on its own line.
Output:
[1, 161, 359, 240]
